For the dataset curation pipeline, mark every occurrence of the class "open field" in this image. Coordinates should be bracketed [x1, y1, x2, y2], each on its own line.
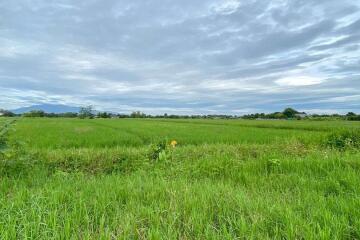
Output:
[1, 118, 360, 239]
[11, 118, 360, 149]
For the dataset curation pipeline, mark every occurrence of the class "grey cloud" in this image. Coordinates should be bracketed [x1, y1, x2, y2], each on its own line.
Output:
[0, 0, 359, 114]
[214, 20, 335, 65]
[217, 53, 331, 80]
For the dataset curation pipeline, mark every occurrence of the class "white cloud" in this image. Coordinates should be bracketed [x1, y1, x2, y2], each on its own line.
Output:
[320, 95, 360, 103]
[211, 0, 240, 15]
[301, 108, 354, 115]
[275, 76, 324, 86]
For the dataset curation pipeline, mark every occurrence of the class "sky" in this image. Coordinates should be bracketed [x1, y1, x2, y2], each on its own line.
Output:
[0, 0, 359, 115]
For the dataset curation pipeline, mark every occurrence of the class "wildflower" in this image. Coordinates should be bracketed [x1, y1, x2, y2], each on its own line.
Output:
[170, 140, 177, 148]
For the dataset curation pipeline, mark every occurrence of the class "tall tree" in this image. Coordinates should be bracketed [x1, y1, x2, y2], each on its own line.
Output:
[283, 108, 298, 118]
[79, 106, 94, 119]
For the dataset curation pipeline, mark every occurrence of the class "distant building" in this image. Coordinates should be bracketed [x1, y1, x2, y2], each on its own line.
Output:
[295, 113, 307, 118]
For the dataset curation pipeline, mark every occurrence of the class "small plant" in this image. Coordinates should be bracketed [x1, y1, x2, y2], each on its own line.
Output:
[266, 158, 281, 174]
[149, 140, 167, 161]
[325, 130, 360, 150]
[170, 140, 178, 148]
[148, 139, 178, 162]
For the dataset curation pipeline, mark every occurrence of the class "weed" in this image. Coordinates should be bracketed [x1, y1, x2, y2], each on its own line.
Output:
[325, 130, 360, 150]
[148, 139, 177, 162]
[266, 158, 281, 174]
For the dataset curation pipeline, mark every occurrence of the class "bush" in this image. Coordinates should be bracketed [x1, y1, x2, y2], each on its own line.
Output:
[325, 130, 360, 150]
[148, 140, 168, 161]
[148, 139, 177, 162]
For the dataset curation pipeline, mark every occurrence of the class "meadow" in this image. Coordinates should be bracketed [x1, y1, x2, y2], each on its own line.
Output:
[0, 117, 360, 239]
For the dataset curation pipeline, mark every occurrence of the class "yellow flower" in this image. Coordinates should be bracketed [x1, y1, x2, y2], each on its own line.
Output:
[170, 140, 177, 148]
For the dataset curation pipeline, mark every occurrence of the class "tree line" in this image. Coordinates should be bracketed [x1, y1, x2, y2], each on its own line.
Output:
[1, 107, 359, 121]
[242, 108, 360, 121]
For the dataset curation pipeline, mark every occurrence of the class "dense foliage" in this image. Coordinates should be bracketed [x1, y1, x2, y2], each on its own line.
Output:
[326, 130, 360, 150]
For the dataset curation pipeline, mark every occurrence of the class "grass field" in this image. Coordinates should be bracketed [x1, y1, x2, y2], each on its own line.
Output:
[1, 118, 360, 239]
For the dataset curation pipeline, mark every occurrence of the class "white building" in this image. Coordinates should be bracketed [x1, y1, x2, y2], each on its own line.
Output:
[295, 113, 307, 118]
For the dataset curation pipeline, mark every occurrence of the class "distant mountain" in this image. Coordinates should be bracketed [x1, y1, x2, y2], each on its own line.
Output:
[12, 104, 80, 114]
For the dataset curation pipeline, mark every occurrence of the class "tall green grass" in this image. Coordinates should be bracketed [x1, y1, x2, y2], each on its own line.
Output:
[1, 118, 359, 239]
[1, 147, 360, 239]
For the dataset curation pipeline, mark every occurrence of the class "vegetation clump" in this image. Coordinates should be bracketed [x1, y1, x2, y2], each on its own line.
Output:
[148, 139, 177, 162]
[325, 130, 360, 150]
[0, 119, 37, 177]
[22, 110, 46, 117]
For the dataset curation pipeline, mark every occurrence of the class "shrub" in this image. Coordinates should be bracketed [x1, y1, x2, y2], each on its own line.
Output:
[148, 140, 168, 161]
[266, 158, 281, 174]
[148, 139, 177, 162]
[325, 130, 360, 150]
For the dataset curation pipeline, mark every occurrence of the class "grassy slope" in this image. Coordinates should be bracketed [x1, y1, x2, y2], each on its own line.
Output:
[1, 118, 360, 239]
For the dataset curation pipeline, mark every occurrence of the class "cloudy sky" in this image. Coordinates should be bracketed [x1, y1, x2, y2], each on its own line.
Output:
[0, 0, 359, 114]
